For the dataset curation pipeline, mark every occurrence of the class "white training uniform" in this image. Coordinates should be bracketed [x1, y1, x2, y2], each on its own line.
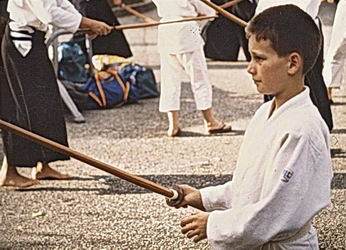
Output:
[322, 0, 346, 88]
[200, 88, 333, 250]
[7, 0, 82, 56]
[152, 0, 215, 112]
[255, 0, 321, 22]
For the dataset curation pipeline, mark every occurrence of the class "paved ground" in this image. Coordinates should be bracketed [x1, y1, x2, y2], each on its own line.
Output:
[0, 2, 345, 249]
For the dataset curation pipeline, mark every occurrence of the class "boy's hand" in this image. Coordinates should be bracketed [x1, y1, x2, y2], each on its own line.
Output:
[181, 212, 209, 243]
[173, 184, 205, 211]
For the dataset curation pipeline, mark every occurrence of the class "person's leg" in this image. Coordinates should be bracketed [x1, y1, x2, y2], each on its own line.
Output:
[167, 111, 180, 137]
[181, 48, 232, 133]
[159, 53, 183, 136]
[0, 156, 39, 188]
[32, 162, 71, 180]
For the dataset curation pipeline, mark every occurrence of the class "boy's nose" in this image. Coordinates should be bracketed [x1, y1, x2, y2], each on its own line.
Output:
[247, 61, 256, 75]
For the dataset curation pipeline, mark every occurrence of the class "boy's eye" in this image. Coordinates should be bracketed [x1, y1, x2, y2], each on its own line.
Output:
[253, 56, 264, 62]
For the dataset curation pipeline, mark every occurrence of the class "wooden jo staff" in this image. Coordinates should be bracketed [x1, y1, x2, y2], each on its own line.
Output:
[0, 119, 183, 204]
[200, 0, 248, 27]
[78, 15, 217, 33]
[121, 4, 156, 23]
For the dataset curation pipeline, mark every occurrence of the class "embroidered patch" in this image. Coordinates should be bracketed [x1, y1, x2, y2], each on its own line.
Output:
[281, 169, 294, 183]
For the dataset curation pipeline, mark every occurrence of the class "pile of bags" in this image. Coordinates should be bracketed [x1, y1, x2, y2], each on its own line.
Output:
[57, 43, 159, 110]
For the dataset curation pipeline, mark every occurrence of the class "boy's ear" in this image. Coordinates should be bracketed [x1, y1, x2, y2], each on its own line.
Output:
[287, 52, 302, 75]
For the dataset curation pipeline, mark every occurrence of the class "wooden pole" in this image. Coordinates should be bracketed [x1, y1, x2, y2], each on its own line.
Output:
[199, 0, 248, 27]
[78, 15, 217, 33]
[0, 119, 174, 198]
[121, 4, 156, 23]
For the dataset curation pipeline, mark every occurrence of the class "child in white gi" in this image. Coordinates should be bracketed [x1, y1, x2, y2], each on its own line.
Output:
[170, 5, 333, 249]
[152, 0, 232, 136]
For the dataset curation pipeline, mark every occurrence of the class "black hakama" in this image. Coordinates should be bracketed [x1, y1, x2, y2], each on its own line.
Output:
[202, 0, 256, 61]
[1, 27, 70, 167]
[71, 0, 133, 58]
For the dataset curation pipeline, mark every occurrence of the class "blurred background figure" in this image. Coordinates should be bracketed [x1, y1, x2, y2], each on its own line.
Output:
[70, 0, 133, 60]
[203, 0, 257, 62]
[322, 0, 346, 103]
[0, 0, 112, 188]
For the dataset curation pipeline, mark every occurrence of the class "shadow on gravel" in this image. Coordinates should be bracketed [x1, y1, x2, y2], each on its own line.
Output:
[331, 129, 346, 134]
[16, 173, 345, 193]
[331, 148, 346, 158]
[330, 102, 346, 106]
[172, 129, 245, 137]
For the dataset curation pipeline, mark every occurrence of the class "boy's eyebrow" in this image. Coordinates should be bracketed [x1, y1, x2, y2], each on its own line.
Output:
[251, 51, 266, 58]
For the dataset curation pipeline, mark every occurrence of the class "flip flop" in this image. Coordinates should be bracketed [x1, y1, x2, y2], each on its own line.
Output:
[207, 123, 232, 134]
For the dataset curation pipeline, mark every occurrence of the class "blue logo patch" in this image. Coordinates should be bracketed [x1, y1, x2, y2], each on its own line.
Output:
[281, 169, 294, 183]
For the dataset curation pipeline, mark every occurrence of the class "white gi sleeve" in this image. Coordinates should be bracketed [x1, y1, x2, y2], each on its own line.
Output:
[200, 181, 233, 211]
[205, 133, 332, 250]
[27, 0, 82, 32]
[189, 0, 216, 16]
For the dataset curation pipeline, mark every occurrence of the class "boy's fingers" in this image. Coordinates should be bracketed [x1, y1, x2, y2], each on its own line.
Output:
[193, 234, 206, 243]
[186, 229, 199, 239]
[180, 215, 195, 227]
[181, 222, 195, 234]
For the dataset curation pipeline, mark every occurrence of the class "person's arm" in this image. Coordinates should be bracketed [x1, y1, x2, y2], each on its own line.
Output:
[181, 133, 332, 248]
[27, 0, 112, 35]
[113, 0, 122, 6]
[190, 0, 216, 16]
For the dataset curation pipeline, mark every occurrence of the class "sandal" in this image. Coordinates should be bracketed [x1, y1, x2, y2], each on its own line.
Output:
[207, 122, 232, 134]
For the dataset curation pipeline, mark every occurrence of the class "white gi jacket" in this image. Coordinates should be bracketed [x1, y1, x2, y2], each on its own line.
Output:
[152, 0, 215, 54]
[200, 88, 333, 249]
[7, 0, 82, 56]
[8, 0, 82, 33]
[255, 0, 321, 19]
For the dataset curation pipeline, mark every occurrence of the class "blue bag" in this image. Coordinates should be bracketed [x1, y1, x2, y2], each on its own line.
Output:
[58, 42, 88, 83]
[120, 64, 159, 99]
[82, 69, 138, 110]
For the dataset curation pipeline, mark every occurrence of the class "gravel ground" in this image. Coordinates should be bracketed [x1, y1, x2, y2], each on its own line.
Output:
[1, 2, 345, 250]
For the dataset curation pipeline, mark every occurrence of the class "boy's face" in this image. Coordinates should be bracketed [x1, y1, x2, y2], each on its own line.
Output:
[247, 35, 291, 96]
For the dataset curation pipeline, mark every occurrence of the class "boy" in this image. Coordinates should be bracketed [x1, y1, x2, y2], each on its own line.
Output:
[255, 0, 333, 131]
[171, 5, 333, 249]
[152, 0, 232, 136]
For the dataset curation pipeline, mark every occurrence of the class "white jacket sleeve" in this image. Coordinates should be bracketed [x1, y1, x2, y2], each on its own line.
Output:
[205, 133, 332, 249]
[27, 0, 82, 32]
[200, 181, 234, 211]
[189, 0, 216, 16]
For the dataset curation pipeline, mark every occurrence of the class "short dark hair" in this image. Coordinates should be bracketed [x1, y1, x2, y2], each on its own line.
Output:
[246, 4, 321, 74]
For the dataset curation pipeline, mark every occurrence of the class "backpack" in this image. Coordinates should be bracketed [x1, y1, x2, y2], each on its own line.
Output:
[58, 41, 88, 83]
[82, 69, 139, 110]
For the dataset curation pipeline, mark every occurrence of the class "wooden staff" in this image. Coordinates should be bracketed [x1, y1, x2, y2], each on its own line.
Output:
[78, 15, 217, 33]
[121, 4, 156, 23]
[200, 0, 248, 27]
[220, 0, 245, 9]
[0, 119, 179, 199]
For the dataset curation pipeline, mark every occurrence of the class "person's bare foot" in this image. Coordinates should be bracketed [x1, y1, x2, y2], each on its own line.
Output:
[2, 175, 40, 188]
[0, 162, 39, 188]
[33, 163, 72, 180]
[167, 127, 181, 137]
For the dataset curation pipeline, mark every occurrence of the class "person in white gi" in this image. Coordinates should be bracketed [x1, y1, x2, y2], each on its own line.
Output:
[255, 0, 334, 132]
[0, 0, 112, 188]
[169, 5, 333, 249]
[152, 0, 232, 136]
[322, 0, 346, 103]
